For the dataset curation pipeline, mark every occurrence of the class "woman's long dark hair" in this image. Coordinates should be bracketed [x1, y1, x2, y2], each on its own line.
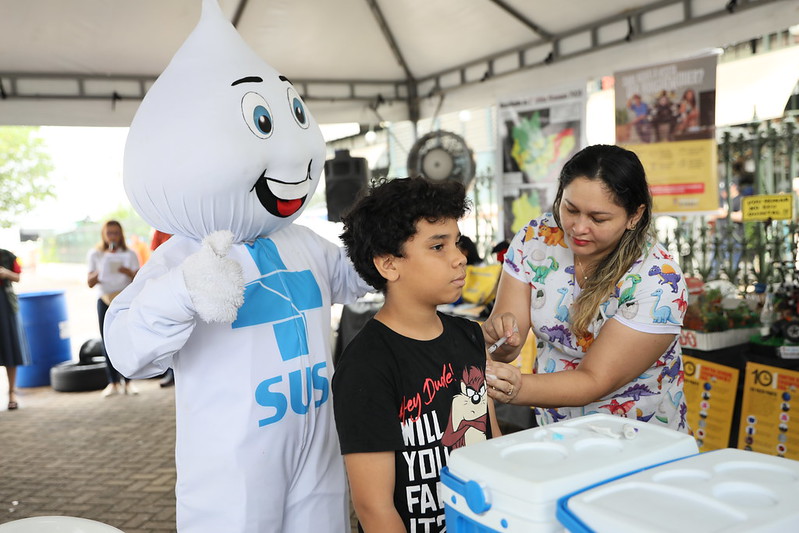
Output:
[552, 145, 654, 336]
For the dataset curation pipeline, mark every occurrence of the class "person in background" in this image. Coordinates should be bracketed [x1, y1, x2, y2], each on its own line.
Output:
[483, 144, 689, 432]
[150, 229, 172, 251]
[711, 163, 755, 277]
[129, 234, 151, 267]
[491, 240, 510, 264]
[0, 248, 30, 410]
[333, 176, 500, 532]
[87, 220, 140, 397]
[457, 235, 483, 266]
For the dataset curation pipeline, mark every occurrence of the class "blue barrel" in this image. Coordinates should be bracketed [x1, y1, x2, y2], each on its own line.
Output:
[16, 290, 73, 388]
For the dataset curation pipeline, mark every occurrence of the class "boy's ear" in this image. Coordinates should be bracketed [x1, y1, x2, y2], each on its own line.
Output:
[373, 254, 399, 282]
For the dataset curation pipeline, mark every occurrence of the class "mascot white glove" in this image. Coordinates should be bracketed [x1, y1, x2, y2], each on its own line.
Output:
[181, 230, 245, 323]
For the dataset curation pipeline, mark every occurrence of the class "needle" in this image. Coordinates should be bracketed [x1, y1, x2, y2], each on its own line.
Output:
[487, 335, 509, 354]
[487, 325, 518, 354]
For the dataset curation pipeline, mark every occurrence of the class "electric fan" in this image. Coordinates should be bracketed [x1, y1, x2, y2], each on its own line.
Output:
[407, 130, 475, 188]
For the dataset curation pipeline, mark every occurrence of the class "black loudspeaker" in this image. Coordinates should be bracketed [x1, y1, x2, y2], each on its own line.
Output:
[325, 149, 369, 222]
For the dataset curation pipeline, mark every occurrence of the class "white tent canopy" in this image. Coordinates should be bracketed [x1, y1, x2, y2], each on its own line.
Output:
[0, 0, 797, 127]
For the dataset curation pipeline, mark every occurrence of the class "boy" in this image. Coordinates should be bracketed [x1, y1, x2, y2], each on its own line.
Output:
[333, 176, 500, 532]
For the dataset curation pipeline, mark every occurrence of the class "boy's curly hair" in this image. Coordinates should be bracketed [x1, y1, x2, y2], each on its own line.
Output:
[340, 176, 470, 292]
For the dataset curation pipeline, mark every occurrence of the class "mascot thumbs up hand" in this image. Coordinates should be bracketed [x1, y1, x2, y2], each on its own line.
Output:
[102, 1, 372, 531]
[182, 230, 244, 323]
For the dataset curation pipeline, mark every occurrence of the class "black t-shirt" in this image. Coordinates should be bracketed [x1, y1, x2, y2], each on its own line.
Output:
[333, 312, 492, 532]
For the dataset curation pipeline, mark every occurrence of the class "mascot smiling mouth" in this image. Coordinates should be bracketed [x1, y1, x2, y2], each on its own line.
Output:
[252, 160, 312, 218]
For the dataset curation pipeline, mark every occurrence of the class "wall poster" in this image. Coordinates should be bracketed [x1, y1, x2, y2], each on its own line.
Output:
[615, 55, 719, 214]
[497, 87, 584, 240]
[683, 355, 739, 452]
[738, 362, 799, 460]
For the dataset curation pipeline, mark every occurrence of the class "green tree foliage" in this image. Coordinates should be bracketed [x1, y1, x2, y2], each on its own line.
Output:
[0, 126, 55, 228]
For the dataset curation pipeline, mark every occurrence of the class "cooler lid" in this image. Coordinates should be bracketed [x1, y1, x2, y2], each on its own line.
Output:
[558, 448, 799, 533]
[446, 413, 698, 504]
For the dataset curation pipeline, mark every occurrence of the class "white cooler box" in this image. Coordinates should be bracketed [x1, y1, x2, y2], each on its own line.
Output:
[440, 413, 698, 533]
[557, 448, 799, 533]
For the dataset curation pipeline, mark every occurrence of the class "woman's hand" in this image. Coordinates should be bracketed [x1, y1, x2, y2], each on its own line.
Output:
[482, 274, 532, 363]
[118, 266, 136, 279]
[486, 360, 522, 404]
[482, 312, 521, 359]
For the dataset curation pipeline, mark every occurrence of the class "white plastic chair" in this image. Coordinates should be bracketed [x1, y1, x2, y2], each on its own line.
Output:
[0, 517, 123, 533]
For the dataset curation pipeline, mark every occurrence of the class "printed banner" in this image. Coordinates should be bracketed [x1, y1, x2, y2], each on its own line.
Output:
[742, 194, 794, 221]
[738, 362, 799, 460]
[615, 55, 719, 214]
[497, 87, 584, 240]
[683, 356, 739, 452]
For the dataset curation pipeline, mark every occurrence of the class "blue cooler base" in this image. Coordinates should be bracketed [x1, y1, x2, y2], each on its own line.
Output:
[445, 506, 502, 533]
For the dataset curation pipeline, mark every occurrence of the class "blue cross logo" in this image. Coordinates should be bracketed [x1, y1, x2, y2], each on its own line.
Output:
[232, 238, 323, 361]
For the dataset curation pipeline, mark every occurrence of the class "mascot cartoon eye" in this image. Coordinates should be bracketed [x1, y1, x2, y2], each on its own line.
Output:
[287, 87, 309, 129]
[242, 92, 274, 138]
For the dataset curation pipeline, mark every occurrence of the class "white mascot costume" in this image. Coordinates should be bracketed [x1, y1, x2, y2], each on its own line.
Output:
[104, 1, 371, 531]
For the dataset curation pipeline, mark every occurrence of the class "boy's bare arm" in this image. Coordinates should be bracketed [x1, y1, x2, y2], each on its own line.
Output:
[344, 452, 406, 533]
[487, 396, 502, 437]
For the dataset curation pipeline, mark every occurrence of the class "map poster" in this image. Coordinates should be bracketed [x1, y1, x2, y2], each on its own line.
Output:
[737, 362, 799, 460]
[497, 87, 584, 240]
[683, 355, 739, 451]
[614, 54, 719, 214]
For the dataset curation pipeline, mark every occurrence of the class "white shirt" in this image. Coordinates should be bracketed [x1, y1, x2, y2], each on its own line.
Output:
[87, 248, 139, 297]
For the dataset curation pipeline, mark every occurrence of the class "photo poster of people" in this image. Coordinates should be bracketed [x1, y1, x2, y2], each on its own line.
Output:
[497, 87, 585, 240]
[615, 54, 719, 214]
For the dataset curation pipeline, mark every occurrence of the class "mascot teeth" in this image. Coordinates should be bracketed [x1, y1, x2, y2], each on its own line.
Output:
[267, 177, 310, 200]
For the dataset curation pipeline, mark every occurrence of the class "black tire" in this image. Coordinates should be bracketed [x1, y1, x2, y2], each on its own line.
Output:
[783, 319, 799, 344]
[50, 360, 108, 392]
[78, 338, 105, 364]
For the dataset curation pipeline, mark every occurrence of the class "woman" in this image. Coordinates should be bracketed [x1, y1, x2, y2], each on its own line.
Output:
[87, 220, 140, 396]
[483, 144, 689, 432]
[0, 248, 30, 410]
[675, 88, 699, 135]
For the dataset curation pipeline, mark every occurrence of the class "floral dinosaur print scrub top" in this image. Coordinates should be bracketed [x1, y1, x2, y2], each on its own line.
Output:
[505, 213, 690, 432]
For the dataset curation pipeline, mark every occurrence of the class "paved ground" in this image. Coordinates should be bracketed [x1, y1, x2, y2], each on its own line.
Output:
[0, 263, 177, 531]
[1, 262, 361, 532]
[0, 379, 178, 532]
